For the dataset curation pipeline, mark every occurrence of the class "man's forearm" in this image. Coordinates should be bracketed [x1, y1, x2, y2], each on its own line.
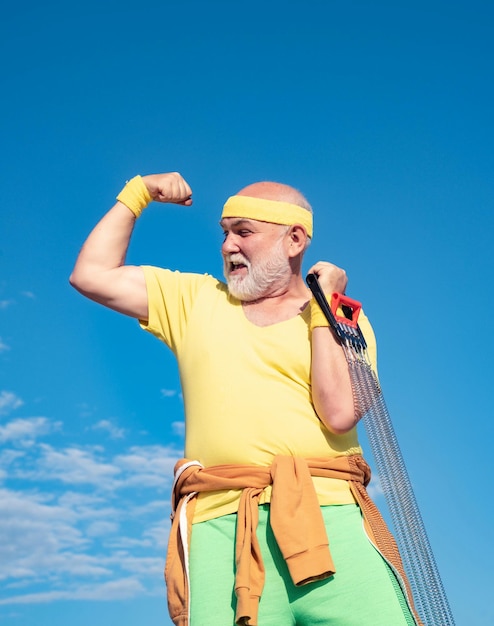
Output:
[305, 261, 357, 434]
[311, 327, 356, 434]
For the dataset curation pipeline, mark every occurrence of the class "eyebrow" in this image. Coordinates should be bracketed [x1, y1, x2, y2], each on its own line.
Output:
[219, 218, 257, 229]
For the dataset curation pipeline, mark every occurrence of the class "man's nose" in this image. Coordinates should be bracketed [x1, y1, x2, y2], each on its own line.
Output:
[221, 233, 240, 254]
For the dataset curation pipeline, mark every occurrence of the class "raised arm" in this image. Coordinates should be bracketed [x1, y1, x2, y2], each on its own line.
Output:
[307, 261, 356, 435]
[69, 172, 192, 320]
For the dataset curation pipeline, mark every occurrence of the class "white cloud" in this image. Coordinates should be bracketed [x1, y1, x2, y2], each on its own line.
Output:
[131, 499, 169, 517]
[142, 519, 171, 552]
[56, 491, 118, 521]
[0, 414, 182, 608]
[0, 488, 92, 582]
[108, 554, 164, 577]
[77, 403, 95, 418]
[21, 291, 36, 300]
[366, 474, 384, 500]
[105, 536, 153, 549]
[6, 440, 181, 492]
[171, 421, 185, 437]
[0, 337, 10, 352]
[160, 389, 177, 398]
[0, 475, 170, 593]
[114, 445, 180, 489]
[0, 448, 25, 469]
[86, 521, 119, 537]
[0, 417, 54, 443]
[92, 419, 125, 439]
[0, 391, 23, 416]
[31, 445, 122, 487]
[0, 577, 147, 605]
[0, 488, 78, 529]
[0, 300, 14, 310]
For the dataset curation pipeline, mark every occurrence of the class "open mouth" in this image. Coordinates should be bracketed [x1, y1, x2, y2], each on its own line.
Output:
[230, 261, 247, 272]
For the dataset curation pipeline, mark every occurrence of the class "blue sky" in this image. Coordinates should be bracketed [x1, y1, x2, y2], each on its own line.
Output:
[1, 1, 493, 624]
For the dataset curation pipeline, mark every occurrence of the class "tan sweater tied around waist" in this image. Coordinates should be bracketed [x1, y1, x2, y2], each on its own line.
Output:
[165, 455, 420, 626]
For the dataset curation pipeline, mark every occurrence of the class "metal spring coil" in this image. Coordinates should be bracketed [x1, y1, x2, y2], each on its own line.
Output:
[343, 344, 456, 626]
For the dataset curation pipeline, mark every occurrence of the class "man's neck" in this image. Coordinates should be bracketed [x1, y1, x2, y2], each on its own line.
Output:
[241, 277, 310, 327]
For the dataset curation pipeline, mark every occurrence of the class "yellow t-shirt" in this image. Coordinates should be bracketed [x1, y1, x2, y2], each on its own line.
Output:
[140, 266, 377, 522]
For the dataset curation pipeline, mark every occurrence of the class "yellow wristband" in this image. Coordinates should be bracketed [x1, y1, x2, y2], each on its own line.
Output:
[309, 296, 332, 331]
[116, 175, 153, 218]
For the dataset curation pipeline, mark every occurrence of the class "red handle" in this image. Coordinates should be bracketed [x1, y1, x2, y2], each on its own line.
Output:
[330, 293, 362, 329]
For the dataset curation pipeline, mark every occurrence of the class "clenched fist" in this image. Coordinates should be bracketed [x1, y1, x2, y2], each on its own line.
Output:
[142, 172, 193, 206]
[307, 261, 348, 295]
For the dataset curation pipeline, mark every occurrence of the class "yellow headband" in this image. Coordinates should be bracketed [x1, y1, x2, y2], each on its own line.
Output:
[221, 195, 313, 238]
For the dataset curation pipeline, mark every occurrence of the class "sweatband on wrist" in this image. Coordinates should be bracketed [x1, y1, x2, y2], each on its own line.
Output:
[221, 195, 313, 238]
[116, 175, 153, 218]
[309, 296, 331, 331]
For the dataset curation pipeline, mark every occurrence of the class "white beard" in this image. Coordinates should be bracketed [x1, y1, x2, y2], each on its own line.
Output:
[223, 237, 292, 302]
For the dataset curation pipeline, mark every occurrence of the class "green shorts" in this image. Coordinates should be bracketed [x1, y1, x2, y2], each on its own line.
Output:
[189, 503, 416, 626]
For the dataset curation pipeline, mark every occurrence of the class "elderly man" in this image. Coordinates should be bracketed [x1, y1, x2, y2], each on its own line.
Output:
[70, 172, 418, 626]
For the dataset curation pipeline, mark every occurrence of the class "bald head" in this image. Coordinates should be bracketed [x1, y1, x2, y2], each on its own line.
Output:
[236, 181, 312, 213]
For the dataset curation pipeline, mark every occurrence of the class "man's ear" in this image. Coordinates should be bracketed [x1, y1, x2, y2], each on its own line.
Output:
[287, 224, 308, 257]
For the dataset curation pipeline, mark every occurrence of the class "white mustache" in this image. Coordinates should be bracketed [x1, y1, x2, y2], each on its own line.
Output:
[226, 253, 250, 268]
[228, 253, 248, 263]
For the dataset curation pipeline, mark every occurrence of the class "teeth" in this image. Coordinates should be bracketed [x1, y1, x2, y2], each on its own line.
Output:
[228, 256, 248, 272]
